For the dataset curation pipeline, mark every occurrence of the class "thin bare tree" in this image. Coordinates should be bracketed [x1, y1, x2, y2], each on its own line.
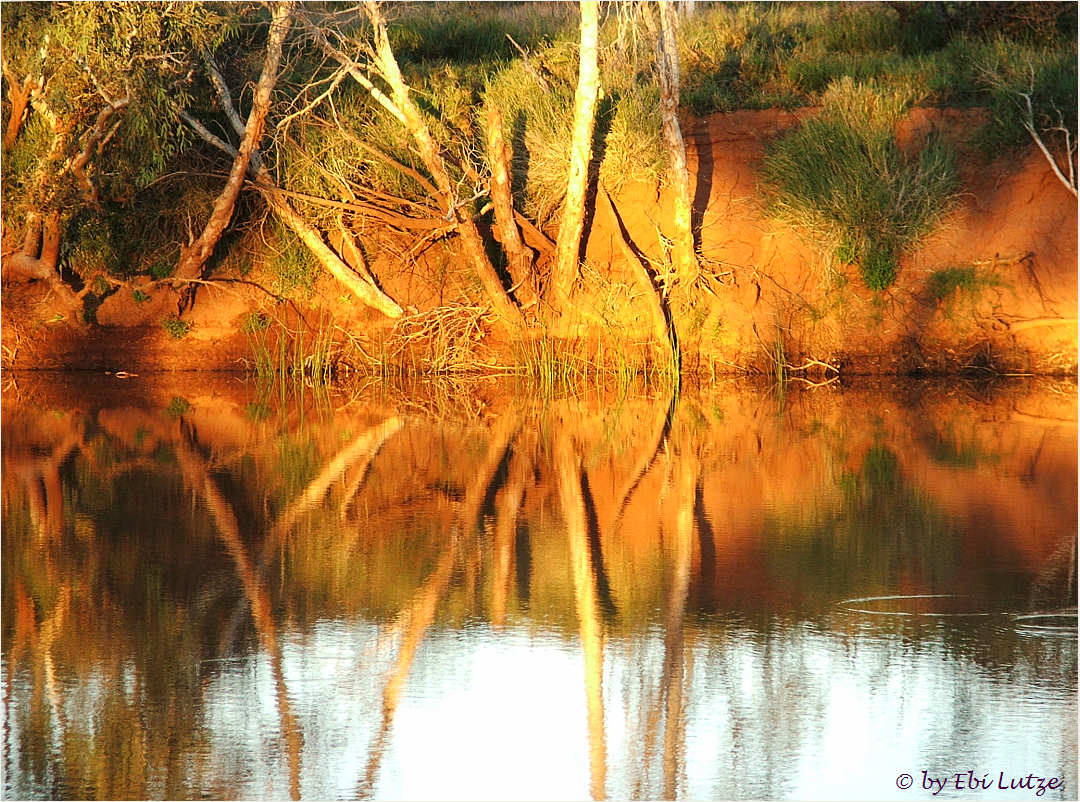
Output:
[645, 1, 697, 283]
[174, 2, 295, 286]
[551, 0, 601, 318]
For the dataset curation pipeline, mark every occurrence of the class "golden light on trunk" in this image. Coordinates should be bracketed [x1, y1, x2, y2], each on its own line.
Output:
[551, 0, 601, 317]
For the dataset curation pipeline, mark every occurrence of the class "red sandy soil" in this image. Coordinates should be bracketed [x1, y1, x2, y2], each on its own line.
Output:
[2, 108, 1076, 375]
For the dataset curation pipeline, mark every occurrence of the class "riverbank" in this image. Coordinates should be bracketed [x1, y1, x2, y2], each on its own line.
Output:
[3, 109, 1076, 377]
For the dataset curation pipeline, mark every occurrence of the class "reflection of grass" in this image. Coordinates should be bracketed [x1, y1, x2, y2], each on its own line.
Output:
[245, 402, 270, 422]
[927, 423, 999, 468]
[164, 397, 190, 417]
[764, 443, 959, 601]
[276, 438, 320, 508]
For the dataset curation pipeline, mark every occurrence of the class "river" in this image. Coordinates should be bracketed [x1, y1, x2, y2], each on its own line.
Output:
[2, 373, 1076, 800]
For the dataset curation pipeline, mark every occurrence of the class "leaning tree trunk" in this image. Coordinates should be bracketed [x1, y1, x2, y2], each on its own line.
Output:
[258, 185, 405, 318]
[654, 0, 697, 284]
[174, 1, 294, 284]
[550, 0, 600, 318]
[179, 110, 405, 319]
[362, 1, 524, 330]
[1, 71, 41, 151]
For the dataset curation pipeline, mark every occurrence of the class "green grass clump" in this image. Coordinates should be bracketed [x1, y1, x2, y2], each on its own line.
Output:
[161, 315, 190, 339]
[759, 78, 960, 291]
[925, 266, 1001, 303]
[969, 37, 1078, 158]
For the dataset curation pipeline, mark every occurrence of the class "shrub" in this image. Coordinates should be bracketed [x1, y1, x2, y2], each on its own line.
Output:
[161, 315, 190, 339]
[758, 78, 960, 291]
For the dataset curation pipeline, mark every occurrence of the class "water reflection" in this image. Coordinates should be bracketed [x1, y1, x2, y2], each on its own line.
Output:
[3, 375, 1076, 800]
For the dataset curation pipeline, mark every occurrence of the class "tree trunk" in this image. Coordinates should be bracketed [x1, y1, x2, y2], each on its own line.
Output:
[654, 1, 697, 284]
[259, 185, 405, 319]
[550, 0, 600, 316]
[2, 73, 40, 151]
[180, 110, 405, 319]
[362, 1, 524, 330]
[175, 1, 294, 283]
[485, 104, 538, 308]
[2, 211, 84, 319]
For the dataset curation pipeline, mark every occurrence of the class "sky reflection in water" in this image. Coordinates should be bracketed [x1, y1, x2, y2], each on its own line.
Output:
[2, 375, 1076, 800]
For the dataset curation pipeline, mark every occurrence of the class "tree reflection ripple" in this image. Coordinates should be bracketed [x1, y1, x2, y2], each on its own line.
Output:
[3, 375, 1076, 800]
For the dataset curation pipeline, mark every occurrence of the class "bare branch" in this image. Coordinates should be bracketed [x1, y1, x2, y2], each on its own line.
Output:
[1019, 90, 1078, 197]
[70, 98, 130, 210]
[296, 11, 408, 125]
[276, 65, 350, 133]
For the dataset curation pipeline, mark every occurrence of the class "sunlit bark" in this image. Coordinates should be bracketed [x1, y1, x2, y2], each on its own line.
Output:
[181, 91, 405, 319]
[175, 2, 294, 283]
[649, 1, 697, 283]
[1, 70, 41, 151]
[70, 98, 130, 211]
[2, 210, 83, 317]
[486, 104, 539, 308]
[260, 187, 405, 318]
[359, 2, 524, 330]
[551, 0, 600, 317]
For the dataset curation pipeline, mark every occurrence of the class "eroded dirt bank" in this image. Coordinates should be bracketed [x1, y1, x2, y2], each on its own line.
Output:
[2, 109, 1076, 376]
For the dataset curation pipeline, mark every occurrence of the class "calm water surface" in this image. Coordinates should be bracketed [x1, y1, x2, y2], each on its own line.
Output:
[2, 375, 1076, 801]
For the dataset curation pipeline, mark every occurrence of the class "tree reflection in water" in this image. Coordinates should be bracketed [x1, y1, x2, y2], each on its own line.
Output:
[2, 376, 1076, 800]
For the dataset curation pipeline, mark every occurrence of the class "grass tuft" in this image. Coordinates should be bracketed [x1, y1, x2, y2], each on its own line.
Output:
[161, 315, 190, 339]
[759, 78, 960, 291]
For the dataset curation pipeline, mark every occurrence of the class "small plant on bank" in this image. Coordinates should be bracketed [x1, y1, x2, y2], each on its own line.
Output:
[161, 315, 190, 339]
[759, 78, 961, 291]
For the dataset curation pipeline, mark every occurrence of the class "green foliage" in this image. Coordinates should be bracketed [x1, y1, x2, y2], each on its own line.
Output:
[269, 224, 321, 297]
[680, 3, 809, 114]
[2, 2, 234, 209]
[163, 396, 190, 417]
[676, 2, 1076, 117]
[759, 78, 960, 291]
[926, 266, 981, 300]
[161, 315, 190, 340]
[242, 312, 273, 334]
[1, 2, 239, 292]
[970, 37, 1078, 157]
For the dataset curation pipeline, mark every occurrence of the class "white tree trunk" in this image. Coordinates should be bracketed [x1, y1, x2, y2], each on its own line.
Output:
[551, 0, 600, 316]
[175, 1, 294, 282]
[656, 1, 697, 284]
